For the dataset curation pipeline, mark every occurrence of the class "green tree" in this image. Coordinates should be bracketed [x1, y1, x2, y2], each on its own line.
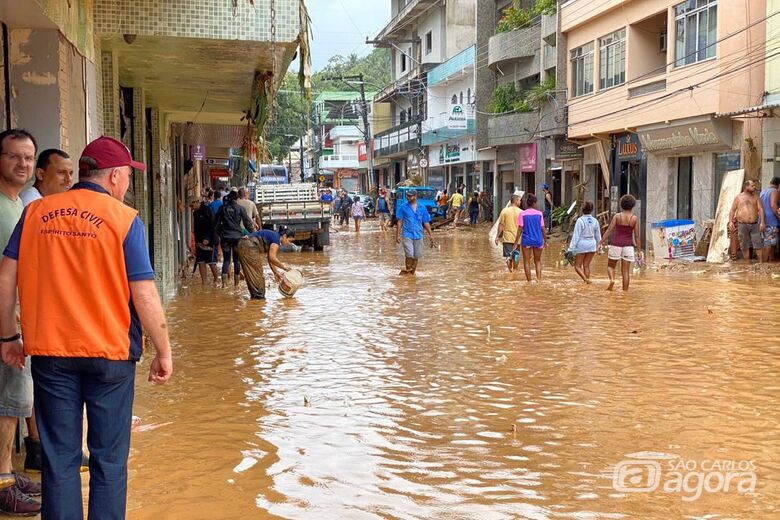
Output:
[266, 73, 309, 162]
[312, 48, 391, 92]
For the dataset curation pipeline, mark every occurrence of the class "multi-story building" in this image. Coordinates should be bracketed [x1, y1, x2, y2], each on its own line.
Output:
[423, 44, 497, 193]
[476, 0, 567, 211]
[561, 0, 766, 247]
[371, 0, 476, 188]
[312, 91, 375, 191]
[1, 0, 304, 299]
[760, 0, 780, 183]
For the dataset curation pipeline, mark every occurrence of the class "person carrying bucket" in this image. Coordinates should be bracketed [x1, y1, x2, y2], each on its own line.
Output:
[237, 228, 296, 299]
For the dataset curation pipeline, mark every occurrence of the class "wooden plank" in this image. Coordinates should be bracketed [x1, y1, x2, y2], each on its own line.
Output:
[707, 169, 744, 263]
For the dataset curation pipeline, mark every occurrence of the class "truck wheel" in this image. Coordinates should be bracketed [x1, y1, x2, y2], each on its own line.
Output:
[313, 233, 324, 251]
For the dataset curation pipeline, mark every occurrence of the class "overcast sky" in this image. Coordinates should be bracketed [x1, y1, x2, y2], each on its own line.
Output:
[302, 0, 391, 71]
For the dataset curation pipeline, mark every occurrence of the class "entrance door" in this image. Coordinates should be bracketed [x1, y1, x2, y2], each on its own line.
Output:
[552, 170, 562, 206]
[677, 156, 693, 219]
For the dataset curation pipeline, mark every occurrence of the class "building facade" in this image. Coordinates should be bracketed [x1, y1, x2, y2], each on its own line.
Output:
[475, 0, 568, 212]
[371, 0, 476, 188]
[1, 0, 304, 300]
[561, 0, 766, 248]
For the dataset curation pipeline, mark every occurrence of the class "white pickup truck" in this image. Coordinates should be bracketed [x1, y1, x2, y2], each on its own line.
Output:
[254, 183, 331, 250]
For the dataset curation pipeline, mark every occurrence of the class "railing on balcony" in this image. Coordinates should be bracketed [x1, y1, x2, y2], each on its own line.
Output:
[376, 0, 441, 40]
[319, 154, 360, 169]
[488, 25, 541, 69]
[374, 119, 421, 158]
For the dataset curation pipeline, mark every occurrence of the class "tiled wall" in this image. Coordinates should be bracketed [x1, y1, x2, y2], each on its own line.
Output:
[94, 0, 299, 42]
[100, 51, 120, 138]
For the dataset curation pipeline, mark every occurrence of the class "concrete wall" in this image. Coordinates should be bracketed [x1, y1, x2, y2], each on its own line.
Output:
[93, 0, 300, 42]
[445, 0, 477, 58]
[418, 6, 446, 65]
[8, 29, 62, 151]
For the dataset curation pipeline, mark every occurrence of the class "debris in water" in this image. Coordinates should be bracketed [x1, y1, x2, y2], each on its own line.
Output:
[304, 394, 310, 406]
[496, 354, 507, 363]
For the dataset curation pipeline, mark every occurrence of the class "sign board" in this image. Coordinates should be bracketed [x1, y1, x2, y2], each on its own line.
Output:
[205, 158, 230, 166]
[419, 158, 428, 168]
[191, 144, 205, 161]
[429, 138, 475, 167]
[554, 138, 584, 160]
[358, 142, 368, 162]
[447, 104, 468, 130]
[519, 143, 536, 172]
[638, 118, 732, 155]
[614, 133, 642, 161]
[319, 175, 326, 182]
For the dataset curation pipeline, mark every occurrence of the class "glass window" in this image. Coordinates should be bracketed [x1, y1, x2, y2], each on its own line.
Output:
[677, 156, 693, 219]
[599, 28, 626, 89]
[570, 43, 594, 97]
[459, 92, 464, 104]
[467, 88, 472, 104]
[674, 0, 717, 66]
[400, 52, 407, 72]
[425, 31, 432, 55]
[451, 95, 458, 105]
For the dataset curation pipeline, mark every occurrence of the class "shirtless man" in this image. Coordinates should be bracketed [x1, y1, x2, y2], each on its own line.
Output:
[729, 180, 765, 262]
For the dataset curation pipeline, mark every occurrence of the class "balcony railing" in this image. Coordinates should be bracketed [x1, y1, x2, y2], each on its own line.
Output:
[488, 25, 541, 69]
[374, 119, 421, 158]
[319, 154, 360, 169]
[375, 0, 441, 40]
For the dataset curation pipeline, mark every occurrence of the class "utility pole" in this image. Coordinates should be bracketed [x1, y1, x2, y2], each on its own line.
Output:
[321, 74, 374, 192]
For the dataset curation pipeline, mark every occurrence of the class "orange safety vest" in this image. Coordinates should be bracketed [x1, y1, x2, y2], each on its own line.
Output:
[17, 187, 142, 360]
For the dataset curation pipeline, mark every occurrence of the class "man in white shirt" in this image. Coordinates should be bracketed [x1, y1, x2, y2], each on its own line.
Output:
[19, 149, 73, 206]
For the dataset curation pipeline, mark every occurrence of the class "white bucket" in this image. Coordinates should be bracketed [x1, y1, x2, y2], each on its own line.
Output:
[279, 269, 303, 298]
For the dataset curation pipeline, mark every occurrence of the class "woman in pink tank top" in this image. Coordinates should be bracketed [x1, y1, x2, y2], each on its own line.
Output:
[598, 194, 642, 291]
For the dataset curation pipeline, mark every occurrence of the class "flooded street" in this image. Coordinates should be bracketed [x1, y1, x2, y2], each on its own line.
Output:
[127, 224, 780, 519]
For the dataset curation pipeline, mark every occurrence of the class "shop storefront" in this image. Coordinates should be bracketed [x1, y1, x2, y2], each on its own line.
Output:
[428, 137, 476, 192]
[519, 143, 536, 193]
[611, 132, 647, 237]
[552, 138, 585, 208]
[638, 115, 736, 236]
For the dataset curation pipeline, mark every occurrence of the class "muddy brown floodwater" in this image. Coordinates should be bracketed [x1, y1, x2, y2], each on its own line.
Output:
[126, 224, 780, 519]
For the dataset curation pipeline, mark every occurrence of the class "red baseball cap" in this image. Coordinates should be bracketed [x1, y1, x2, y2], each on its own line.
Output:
[78, 136, 146, 172]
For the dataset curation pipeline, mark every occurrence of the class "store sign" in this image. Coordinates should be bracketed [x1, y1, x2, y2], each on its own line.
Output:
[519, 143, 536, 172]
[429, 139, 475, 167]
[447, 104, 468, 130]
[191, 144, 205, 161]
[638, 119, 732, 154]
[554, 138, 584, 160]
[358, 142, 368, 162]
[616, 133, 642, 160]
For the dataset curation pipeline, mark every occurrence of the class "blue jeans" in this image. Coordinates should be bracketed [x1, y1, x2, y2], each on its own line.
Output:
[32, 356, 136, 520]
[544, 208, 553, 233]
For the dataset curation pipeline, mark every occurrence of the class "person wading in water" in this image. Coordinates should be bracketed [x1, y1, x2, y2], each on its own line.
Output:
[729, 179, 766, 262]
[599, 194, 642, 291]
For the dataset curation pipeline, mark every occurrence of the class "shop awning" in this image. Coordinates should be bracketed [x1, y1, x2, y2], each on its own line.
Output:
[716, 102, 780, 118]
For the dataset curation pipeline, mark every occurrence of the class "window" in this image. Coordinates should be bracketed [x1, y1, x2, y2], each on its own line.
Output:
[677, 156, 693, 219]
[400, 52, 407, 72]
[570, 43, 594, 97]
[599, 28, 626, 89]
[674, 0, 717, 67]
[459, 92, 464, 104]
[467, 88, 472, 104]
[451, 95, 458, 105]
[425, 31, 432, 55]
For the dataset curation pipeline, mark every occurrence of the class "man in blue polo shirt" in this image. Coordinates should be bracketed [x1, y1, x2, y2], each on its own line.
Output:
[395, 189, 437, 275]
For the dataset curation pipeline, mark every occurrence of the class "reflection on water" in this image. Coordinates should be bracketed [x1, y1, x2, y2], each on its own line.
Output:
[127, 226, 780, 519]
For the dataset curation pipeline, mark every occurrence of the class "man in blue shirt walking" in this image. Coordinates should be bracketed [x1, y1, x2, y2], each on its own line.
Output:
[395, 189, 437, 275]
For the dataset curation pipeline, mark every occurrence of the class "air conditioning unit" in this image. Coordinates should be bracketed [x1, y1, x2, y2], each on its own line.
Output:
[660, 30, 667, 52]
